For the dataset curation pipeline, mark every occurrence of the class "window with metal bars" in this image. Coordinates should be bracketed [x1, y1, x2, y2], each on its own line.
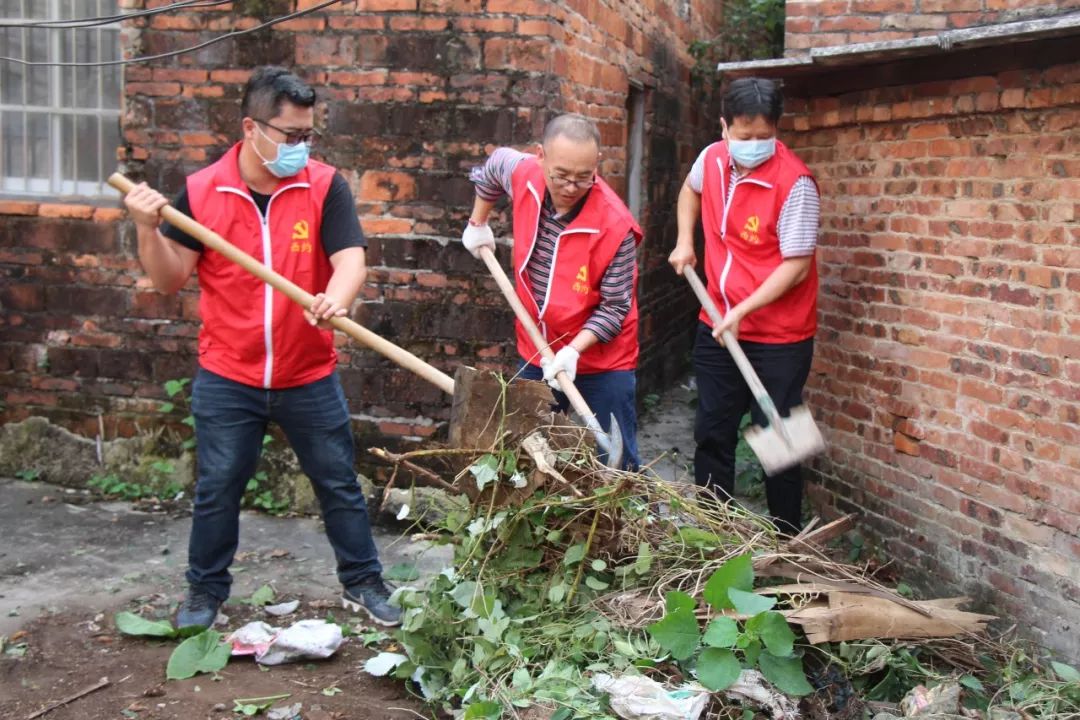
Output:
[0, 0, 122, 199]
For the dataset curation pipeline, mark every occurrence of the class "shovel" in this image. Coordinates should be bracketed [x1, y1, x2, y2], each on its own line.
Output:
[107, 173, 456, 395]
[475, 245, 624, 469]
[682, 266, 824, 475]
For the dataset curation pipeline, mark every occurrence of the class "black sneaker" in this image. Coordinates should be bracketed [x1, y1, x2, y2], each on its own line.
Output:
[342, 577, 401, 627]
[175, 587, 222, 630]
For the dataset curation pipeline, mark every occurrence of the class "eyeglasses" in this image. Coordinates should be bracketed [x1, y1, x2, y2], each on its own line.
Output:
[547, 173, 596, 190]
[255, 119, 320, 146]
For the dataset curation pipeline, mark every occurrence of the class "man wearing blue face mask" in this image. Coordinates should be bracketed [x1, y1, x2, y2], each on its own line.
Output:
[121, 66, 400, 629]
[668, 77, 820, 535]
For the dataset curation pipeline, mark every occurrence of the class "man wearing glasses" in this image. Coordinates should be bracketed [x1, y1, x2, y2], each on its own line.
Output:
[120, 66, 400, 629]
[463, 114, 643, 469]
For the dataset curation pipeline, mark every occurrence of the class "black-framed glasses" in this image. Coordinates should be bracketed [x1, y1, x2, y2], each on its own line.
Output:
[255, 119, 320, 146]
[548, 172, 596, 190]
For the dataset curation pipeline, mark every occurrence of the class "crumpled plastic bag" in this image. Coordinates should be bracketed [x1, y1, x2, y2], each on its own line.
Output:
[267, 702, 303, 720]
[900, 682, 961, 716]
[227, 619, 343, 666]
[592, 673, 709, 720]
[724, 670, 799, 719]
[228, 620, 277, 657]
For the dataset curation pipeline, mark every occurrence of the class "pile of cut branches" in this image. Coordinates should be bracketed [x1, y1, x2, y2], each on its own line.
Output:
[366, 377, 1076, 720]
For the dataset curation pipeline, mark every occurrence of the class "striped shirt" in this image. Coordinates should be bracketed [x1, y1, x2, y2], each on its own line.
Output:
[687, 146, 820, 258]
[470, 148, 637, 344]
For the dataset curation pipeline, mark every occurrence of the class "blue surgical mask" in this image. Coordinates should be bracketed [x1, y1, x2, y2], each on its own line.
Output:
[727, 137, 776, 169]
[254, 125, 310, 178]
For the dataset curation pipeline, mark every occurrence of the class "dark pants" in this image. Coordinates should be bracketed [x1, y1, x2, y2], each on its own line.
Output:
[518, 363, 640, 470]
[187, 368, 381, 601]
[692, 322, 814, 534]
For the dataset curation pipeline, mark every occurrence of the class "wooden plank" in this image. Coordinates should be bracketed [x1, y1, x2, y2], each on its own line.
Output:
[788, 515, 856, 549]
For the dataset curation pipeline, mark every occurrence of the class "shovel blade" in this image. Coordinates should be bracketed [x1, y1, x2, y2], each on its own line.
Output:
[743, 405, 825, 476]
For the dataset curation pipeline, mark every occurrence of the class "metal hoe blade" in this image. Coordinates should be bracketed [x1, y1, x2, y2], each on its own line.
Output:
[572, 411, 624, 469]
[743, 405, 825, 476]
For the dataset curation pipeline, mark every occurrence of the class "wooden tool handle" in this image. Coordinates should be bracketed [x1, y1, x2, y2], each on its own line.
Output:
[108, 173, 455, 395]
[477, 246, 604, 433]
[683, 266, 785, 430]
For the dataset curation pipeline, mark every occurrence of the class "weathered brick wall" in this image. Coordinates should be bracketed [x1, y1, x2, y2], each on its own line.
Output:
[0, 1, 722, 458]
[784, 60, 1080, 659]
[786, 0, 1080, 53]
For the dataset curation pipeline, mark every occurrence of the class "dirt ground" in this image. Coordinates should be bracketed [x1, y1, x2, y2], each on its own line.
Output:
[0, 473, 453, 720]
[0, 602, 432, 720]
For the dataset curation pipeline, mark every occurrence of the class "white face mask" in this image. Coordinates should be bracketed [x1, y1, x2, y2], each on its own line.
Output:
[728, 137, 777, 169]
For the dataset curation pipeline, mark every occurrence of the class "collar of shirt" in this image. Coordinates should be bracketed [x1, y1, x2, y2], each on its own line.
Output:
[542, 187, 592, 224]
[728, 156, 744, 180]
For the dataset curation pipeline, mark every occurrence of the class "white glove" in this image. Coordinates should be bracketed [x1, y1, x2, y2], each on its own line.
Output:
[540, 346, 580, 390]
[461, 222, 495, 259]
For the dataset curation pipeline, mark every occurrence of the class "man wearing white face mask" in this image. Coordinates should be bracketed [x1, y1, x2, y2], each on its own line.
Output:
[669, 77, 820, 535]
[121, 66, 400, 629]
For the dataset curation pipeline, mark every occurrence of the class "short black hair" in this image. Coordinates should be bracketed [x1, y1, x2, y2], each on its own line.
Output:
[240, 66, 316, 122]
[722, 78, 783, 126]
[542, 113, 601, 147]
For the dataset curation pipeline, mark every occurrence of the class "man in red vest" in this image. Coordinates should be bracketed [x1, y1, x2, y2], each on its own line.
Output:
[121, 66, 399, 628]
[669, 78, 820, 534]
[462, 114, 642, 469]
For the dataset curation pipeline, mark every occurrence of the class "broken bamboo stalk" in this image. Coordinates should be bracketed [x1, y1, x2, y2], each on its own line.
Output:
[786, 591, 996, 644]
[754, 558, 934, 617]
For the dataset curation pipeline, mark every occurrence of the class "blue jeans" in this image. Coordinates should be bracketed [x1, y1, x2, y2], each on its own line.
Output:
[518, 363, 640, 470]
[188, 369, 381, 600]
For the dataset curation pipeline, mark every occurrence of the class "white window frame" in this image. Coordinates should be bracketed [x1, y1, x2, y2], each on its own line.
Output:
[0, 0, 122, 200]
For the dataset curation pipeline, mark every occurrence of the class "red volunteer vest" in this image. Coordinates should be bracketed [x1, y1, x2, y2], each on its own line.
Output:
[510, 157, 642, 373]
[186, 143, 338, 388]
[700, 140, 819, 343]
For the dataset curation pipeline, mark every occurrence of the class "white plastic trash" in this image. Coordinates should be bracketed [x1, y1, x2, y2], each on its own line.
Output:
[723, 670, 799, 720]
[258, 619, 343, 666]
[227, 619, 344, 666]
[227, 621, 277, 657]
[267, 702, 303, 720]
[264, 600, 301, 617]
[592, 673, 710, 720]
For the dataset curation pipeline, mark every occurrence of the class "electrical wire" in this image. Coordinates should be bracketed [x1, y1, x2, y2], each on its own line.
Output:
[0, 0, 232, 29]
[0, 0, 346, 67]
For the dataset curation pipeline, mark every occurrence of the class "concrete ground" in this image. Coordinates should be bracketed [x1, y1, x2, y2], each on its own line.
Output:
[636, 375, 697, 485]
[0, 478, 452, 635]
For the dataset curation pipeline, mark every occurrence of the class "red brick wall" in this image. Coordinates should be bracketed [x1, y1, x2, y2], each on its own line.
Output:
[784, 60, 1080, 659]
[0, 1, 722, 454]
[786, 0, 1080, 53]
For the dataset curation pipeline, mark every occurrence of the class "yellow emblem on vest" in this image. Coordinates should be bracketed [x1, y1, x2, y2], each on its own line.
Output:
[292, 220, 310, 240]
[740, 215, 762, 245]
[572, 265, 590, 295]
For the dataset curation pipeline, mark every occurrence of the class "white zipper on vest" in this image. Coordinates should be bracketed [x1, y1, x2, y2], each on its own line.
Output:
[517, 181, 546, 343]
[216, 182, 310, 388]
[714, 157, 772, 316]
